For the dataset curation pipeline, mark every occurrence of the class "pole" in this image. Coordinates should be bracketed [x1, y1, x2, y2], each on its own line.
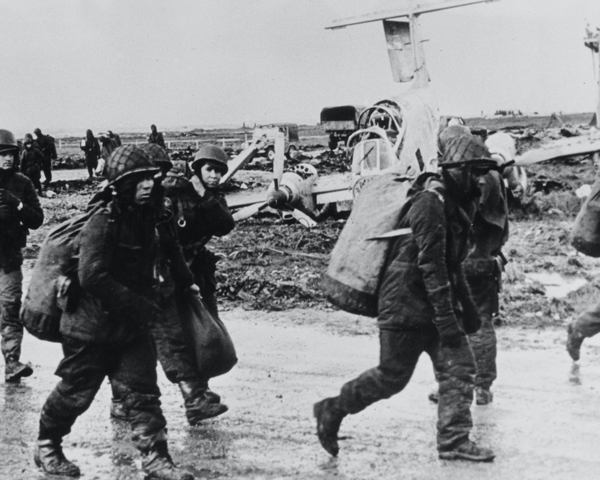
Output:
[597, 41, 600, 127]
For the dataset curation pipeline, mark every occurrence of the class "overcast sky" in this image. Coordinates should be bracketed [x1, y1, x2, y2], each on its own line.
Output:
[1, 0, 599, 137]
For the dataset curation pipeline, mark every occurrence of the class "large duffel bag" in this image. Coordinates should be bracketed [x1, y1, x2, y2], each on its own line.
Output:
[176, 291, 238, 378]
[322, 173, 413, 317]
[20, 204, 102, 342]
[572, 172, 600, 257]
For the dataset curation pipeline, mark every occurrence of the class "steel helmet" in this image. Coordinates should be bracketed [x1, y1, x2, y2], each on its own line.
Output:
[191, 144, 229, 173]
[139, 142, 172, 171]
[105, 145, 159, 185]
[0, 129, 19, 154]
[23, 133, 34, 144]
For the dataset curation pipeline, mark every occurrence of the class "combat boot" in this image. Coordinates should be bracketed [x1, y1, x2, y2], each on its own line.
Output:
[178, 380, 228, 426]
[313, 397, 346, 457]
[142, 440, 194, 480]
[5, 359, 33, 383]
[475, 387, 494, 405]
[34, 438, 81, 477]
[567, 324, 585, 361]
[439, 439, 495, 462]
[204, 386, 221, 404]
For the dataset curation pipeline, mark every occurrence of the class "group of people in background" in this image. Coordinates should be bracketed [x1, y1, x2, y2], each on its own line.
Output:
[80, 125, 165, 181]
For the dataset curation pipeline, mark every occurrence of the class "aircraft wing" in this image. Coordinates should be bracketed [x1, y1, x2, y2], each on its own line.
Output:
[313, 172, 353, 204]
[326, 0, 499, 29]
[515, 138, 600, 166]
[226, 190, 267, 210]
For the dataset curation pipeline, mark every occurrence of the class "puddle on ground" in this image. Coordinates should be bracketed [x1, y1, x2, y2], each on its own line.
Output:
[526, 272, 587, 298]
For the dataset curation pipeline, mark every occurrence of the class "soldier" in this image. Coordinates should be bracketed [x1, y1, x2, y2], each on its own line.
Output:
[108, 130, 122, 147]
[313, 133, 497, 462]
[33, 128, 57, 186]
[20, 133, 44, 195]
[429, 126, 510, 405]
[0, 129, 44, 383]
[80, 129, 101, 180]
[35, 146, 195, 479]
[108, 143, 229, 425]
[187, 145, 235, 319]
[149, 124, 166, 149]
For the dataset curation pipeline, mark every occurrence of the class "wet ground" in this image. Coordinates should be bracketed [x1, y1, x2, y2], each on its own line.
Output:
[2, 308, 600, 480]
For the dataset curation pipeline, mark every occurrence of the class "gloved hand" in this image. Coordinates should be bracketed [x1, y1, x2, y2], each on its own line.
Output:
[0, 189, 20, 207]
[461, 302, 482, 334]
[0, 205, 15, 221]
[436, 316, 465, 349]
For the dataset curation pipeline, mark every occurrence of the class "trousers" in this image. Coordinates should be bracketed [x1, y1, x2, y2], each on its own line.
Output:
[571, 300, 600, 339]
[39, 334, 167, 452]
[337, 326, 476, 450]
[0, 267, 24, 363]
[466, 270, 499, 390]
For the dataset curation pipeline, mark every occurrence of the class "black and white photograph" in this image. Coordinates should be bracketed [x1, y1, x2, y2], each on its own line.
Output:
[1, 0, 600, 478]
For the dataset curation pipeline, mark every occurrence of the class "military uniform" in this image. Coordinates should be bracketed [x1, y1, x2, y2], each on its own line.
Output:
[0, 166, 43, 381]
[314, 132, 495, 462]
[334, 174, 480, 451]
[464, 169, 508, 401]
[36, 145, 194, 480]
[33, 130, 57, 185]
[20, 145, 44, 194]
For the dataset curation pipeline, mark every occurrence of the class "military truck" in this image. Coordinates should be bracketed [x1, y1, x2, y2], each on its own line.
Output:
[320, 105, 365, 150]
[245, 123, 300, 160]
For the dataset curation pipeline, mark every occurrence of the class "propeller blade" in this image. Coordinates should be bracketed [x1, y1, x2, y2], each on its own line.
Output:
[273, 130, 285, 186]
[232, 201, 268, 222]
[290, 209, 317, 229]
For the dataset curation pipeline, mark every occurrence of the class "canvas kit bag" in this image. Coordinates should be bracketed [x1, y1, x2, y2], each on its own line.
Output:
[572, 172, 600, 257]
[176, 291, 238, 378]
[20, 203, 103, 342]
[322, 173, 413, 317]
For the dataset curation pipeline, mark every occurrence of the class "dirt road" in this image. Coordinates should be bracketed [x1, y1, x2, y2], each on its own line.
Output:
[1, 307, 600, 480]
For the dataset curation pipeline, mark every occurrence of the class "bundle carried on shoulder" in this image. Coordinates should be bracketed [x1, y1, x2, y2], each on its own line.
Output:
[572, 172, 600, 257]
[322, 173, 413, 317]
[20, 203, 103, 342]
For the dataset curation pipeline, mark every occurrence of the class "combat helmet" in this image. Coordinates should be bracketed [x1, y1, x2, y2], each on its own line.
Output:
[190, 144, 229, 173]
[105, 145, 159, 185]
[0, 129, 19, 155]
[139, 142, 172, 171]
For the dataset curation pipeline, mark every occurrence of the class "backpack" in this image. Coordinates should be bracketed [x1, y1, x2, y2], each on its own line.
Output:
[20, 203, 103, 342]
[322, 173, 414, 317]
[572, 171, 600, 257]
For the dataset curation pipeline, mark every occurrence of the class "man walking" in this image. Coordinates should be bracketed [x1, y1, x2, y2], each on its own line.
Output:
[0, 129, 44, 383]
[35, 145, 195, 479]
[314, 133, 497, 462]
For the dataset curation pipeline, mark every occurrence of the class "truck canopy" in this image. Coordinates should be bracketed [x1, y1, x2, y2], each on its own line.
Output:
[320, 105, 366, 132]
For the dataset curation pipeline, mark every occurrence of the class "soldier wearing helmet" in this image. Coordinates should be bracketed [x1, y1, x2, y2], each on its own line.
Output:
[36, 145, 196, 480]
[314, 133, 498, 462]
[429, 127, 509, 406]
[0, 129, 43, 384]
[141, 143, 234, 424]
[20, 133, 44, 194]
